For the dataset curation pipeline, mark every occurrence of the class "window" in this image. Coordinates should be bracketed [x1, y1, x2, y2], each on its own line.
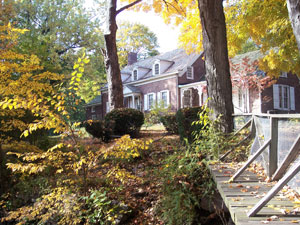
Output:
[133, 69, 138, 81]
[273, 84, 295, 110]
[280, 71, 288, 78]
[154, 63, 159, 75]
[238, 88, 243, 108]
[182, 89, 192, 108]
[186, 66, 194, 79]
[144, 93, 156, 111]
[91, 106, 95, 113]
[158, 90, 169, 108]
[148, 93, 154, 109]
[91, 114, 97, 120]
[161, 91, 168, 108]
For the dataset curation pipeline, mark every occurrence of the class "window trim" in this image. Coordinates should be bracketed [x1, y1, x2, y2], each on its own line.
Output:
[91, 114, 97, 120]
[186, 66, 194, 79]
[154, 63, 160, 75]
[132, 69, 138, 81]
[159, 90, 170, 108]
[91, 106, 96, 113]
[273, 84, 294, 110]
[280, 71, 288, 78]
[148, 93, 155, 109]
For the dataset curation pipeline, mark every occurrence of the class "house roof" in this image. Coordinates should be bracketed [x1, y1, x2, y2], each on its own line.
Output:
[121, 49, 202, 82]
[230, 50, 266, 76]
[230, 50, 263, 65]
[86, 95, 101, 106]
[125, 85, 141, 93]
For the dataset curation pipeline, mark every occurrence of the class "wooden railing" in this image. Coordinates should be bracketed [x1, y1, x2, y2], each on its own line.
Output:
[222, 113, 300, 217]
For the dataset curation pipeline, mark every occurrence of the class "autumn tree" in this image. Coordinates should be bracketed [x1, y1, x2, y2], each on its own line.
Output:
[197, 0, 233, 133]
[117, 21, 159, 68]
[226, 0, 300, 77]
[102, 0, 142, 111]
[287, 0, 300, 54]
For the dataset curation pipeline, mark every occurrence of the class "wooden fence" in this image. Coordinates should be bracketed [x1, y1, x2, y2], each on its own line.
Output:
[221, 113, 300, 217]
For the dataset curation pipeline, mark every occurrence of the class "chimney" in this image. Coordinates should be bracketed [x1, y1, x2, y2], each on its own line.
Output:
[127, 52, 137, 65]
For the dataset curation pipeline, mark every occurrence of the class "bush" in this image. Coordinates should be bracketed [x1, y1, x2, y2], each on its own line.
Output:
[157, 144, 215, 225]
[176, 107, 205, 143]
[83, 120, 114, 142]
[160, 113, 178, 134]
[105, 108, 144, 137]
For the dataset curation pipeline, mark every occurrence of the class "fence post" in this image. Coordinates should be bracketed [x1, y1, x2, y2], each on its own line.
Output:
[269, 117, 278, 178]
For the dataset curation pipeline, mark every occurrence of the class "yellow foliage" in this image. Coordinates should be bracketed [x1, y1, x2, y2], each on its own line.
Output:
[1, 187, 83, 225]
[226, 0, 300, 77]
[103, 135, 153, 160]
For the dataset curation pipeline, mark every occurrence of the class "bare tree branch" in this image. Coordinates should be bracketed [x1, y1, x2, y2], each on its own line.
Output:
[116, 0, 143, 15]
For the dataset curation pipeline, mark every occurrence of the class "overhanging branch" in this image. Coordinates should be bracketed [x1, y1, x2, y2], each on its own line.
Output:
[116, 0, 143, 15]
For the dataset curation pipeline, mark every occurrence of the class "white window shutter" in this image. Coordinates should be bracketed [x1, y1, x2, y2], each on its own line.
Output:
[106, 102, 110, 113]
[144, 94, 148, 111]
[290, 87, 295, 110]
[153, 93, 156, 106]
[273, 84, 280, 109]
[166, 90, 170, 106]
[157, 92, 161, 105]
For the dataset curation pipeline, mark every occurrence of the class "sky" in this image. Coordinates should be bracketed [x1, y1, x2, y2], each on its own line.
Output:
[117, 11, 180, 53]
[85, 0, 180, 53]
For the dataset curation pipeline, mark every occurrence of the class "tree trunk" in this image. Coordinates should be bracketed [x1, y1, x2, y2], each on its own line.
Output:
[287, 0, 300, 52]
[198, 0, 234, 133]
[103, 0, 124, 110]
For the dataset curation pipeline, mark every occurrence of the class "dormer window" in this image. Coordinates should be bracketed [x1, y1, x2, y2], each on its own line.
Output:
[132, 69, 138, 81]
[280, 71, 288, 78]
[154, 63, 160, 75]
[187, 66, 194, 79]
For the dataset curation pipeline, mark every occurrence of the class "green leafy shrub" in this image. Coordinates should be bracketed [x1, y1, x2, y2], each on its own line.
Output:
[157, 144, 215, 225]
[176, 107, 206, 143]
[160, 113, 178, 134]
[192, 105, 251, 160]
[82, 189, 120, 224]
[83, 120, 114, 142]
[105, 108, 144, 137]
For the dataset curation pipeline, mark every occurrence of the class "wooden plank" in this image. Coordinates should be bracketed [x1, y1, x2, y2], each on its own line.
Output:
[247, 161, 300, 217]
[233, 118, 252, 137]
[269, 117, 278, 178]
[219, 133, 253, 161]
[209, 163, 300, 224]
[231, 138, 271, 181]
[272, 134, 300, 181]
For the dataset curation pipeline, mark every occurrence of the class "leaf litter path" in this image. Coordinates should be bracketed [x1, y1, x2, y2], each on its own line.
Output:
[111, 130, 178, 224]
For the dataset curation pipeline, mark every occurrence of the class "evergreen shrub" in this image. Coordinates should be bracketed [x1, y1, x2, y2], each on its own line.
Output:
[176, 107, 205, 142]
[104, 108, 144, 137]
[160, 113, 178, 134]
[83, 120, 114, 142]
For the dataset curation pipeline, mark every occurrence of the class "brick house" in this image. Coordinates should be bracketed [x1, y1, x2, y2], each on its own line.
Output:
[86, 49, 207, 120]
[230, 50, 300, 114]
[86, 49, 300, 120]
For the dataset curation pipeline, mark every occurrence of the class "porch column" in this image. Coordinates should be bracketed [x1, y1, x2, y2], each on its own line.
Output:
[196, 85, 202, 106]
[132, 94, 135, 109]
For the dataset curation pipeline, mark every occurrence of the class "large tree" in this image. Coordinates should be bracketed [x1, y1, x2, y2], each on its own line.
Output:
[198, 0, 233, 133]
[287, 0, 300, 53]
[102, 0, 142, 111]
[10, 0, 104, 75]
